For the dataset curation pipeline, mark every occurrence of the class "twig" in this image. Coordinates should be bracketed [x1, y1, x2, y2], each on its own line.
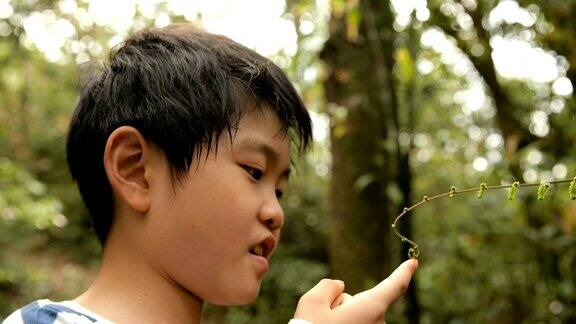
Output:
[392, 177, 576, 259]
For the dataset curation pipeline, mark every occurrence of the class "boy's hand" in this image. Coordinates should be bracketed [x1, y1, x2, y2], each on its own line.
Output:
[293, 259, 418, 324]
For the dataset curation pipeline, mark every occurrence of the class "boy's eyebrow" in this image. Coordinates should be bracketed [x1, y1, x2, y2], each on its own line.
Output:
[237, 138, 291, 180]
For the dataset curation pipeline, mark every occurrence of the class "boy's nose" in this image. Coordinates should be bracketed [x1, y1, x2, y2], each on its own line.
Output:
[258, 196, 284, 231]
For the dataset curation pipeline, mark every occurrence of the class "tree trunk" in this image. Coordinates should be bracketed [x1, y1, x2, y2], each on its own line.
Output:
[321, 0, 396, 294]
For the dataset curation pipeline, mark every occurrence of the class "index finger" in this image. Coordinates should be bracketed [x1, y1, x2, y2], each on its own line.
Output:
[371, 259, 418, 306]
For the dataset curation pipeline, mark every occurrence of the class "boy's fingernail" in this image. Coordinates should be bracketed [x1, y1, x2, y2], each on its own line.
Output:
[334, 279, 345, 288]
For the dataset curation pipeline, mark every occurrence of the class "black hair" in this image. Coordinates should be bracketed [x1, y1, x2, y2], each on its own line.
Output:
[66, 23, 312, 245]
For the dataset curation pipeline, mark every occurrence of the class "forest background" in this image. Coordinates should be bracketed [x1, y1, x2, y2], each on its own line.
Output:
[0, 0, 575, 323]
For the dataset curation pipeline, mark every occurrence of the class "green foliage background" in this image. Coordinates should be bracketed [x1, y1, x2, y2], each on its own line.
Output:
[1, 0, 575, 323]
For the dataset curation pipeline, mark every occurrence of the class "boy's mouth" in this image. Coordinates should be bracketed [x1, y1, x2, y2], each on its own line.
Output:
[249, 245, 265, 257]
[249, 235, 276, 260]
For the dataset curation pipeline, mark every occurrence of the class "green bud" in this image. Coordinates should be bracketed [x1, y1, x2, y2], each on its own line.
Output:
[569, 176, 576, 200]
[537, 181, 550, 200]
[508, 181, 520, 200]
[408, 247, 420, 259]
[477, 183, 487, 198]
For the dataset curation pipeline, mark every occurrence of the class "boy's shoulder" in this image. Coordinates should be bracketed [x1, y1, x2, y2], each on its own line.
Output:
[3, 300, 112, 324]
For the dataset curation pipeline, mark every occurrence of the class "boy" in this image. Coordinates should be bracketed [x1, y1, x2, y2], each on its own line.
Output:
[3, 24, 417, 323]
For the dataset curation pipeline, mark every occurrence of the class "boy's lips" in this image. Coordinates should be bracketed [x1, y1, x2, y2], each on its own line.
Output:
[250, 253, 269, 276]
[249, 235, 276, 260]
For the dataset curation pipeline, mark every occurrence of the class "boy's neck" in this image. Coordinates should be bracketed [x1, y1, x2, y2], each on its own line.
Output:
[75, 233, 203, 324]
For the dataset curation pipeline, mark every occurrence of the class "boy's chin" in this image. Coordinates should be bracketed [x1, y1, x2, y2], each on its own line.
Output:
[208, 285, 261, 306]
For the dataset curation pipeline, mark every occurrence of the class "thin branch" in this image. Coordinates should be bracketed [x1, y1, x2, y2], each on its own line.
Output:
[392, 176, 576, 259]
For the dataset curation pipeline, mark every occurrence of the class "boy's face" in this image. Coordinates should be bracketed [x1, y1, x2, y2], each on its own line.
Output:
[144, 108, 291, 305]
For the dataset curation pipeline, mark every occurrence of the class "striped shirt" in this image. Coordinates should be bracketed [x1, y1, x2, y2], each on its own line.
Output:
[3, 300, 312, 324]
[2, 300, 113, 324]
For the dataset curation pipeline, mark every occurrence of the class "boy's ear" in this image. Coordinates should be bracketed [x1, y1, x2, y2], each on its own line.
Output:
[104, 126, 152, 213]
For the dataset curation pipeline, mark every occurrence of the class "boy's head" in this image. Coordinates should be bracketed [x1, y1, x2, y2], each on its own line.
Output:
[66, 24, 312, 304]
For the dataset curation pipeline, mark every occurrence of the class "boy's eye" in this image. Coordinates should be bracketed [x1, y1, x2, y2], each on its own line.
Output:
[243, 165, 264, 181]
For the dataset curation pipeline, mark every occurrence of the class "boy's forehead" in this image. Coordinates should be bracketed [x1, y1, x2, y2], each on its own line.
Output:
[235, 136, 286, 162]
[233, 108, 290, 146]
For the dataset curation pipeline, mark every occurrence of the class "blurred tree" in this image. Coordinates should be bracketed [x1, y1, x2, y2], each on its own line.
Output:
[321, 0, 393, 294]
[321, 0, 414, 316]
[320, 0, 421, 322]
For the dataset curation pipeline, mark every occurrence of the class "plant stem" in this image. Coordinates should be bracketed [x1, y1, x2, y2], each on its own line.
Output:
[392, 178, 575, 259]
